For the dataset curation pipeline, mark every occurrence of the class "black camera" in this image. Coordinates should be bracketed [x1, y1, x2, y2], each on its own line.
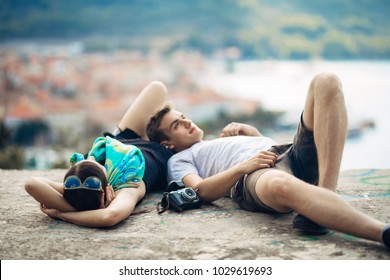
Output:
[157, 187, 202, 213]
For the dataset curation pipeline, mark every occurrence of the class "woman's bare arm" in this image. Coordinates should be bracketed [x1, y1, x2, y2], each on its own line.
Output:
[25, 177, 75, 212]
[41, 183, 146, 227]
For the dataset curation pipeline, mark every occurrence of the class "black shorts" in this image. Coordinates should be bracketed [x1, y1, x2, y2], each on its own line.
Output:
[104, 129, 174, 192]
[231, 114, 318, 214]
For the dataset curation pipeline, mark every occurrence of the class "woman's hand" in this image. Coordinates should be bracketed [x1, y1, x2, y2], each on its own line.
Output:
[40, 204, 62, 220]
[102, 185, 116, 208]
[219, 122, 262, 137]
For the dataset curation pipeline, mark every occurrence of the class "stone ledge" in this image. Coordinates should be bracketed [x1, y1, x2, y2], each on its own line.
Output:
[0, 169, 389, 259]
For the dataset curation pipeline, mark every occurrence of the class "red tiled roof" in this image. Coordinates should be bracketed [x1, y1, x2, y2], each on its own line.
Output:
[8, 103, 42, 120]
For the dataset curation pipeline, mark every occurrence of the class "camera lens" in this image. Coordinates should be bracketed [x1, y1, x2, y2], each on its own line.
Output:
[181, 188, 196, 200]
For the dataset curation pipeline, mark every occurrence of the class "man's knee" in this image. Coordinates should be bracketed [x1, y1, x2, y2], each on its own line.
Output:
[311, 73, 344, 102]
[260, 171, 294, 201]
[256, 170, 295, 212]
[312, 73, 341, 88]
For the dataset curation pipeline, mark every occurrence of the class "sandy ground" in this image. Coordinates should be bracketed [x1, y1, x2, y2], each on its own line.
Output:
[0, 168, 390, 260]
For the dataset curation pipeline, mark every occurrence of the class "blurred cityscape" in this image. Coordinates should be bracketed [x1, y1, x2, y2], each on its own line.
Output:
[1, 1, 388, 170]
[0, 41, 264, 169]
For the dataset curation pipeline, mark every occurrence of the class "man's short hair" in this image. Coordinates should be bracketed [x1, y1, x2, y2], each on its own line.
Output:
[147, 105, 171, 143]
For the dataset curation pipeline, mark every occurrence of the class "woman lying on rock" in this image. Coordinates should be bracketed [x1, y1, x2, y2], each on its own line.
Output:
[25, 81, 174, 227]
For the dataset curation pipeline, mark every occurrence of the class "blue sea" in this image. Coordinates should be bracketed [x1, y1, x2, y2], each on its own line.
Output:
[204, 60, 390, 171]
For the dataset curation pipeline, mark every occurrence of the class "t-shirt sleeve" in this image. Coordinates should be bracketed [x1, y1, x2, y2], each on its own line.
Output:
[167, 152, 199, 188]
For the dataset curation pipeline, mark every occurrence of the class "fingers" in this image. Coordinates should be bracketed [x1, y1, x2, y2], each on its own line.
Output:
[220, 122, 241, 137]
[256, 151, 278, 167]
[261, 150, 278, 158]
[104, 185, 116, 208]
[40, 204, 53, 215]
[220, 122, 261, 137]
[241, 151, 279, 174]
[108, 185, 115, 199]
[100, 190, 105, 209]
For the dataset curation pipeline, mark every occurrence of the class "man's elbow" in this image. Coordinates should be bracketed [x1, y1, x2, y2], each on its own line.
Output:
[197, 189, 218, 204]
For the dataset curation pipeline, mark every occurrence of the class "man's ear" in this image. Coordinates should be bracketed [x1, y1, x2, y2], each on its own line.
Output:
[161, 140, 174, 150]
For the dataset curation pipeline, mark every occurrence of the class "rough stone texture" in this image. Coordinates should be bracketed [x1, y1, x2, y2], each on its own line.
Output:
[1, 169, 389, 260]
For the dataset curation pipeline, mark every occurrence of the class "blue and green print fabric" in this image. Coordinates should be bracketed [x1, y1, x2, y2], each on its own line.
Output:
[70, 136, 145, 191]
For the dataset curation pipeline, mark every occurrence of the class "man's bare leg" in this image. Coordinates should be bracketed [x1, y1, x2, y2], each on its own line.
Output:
[256, 170, 387, 245]
[289, 73, 348, 234]
[302, 73, 348, 191]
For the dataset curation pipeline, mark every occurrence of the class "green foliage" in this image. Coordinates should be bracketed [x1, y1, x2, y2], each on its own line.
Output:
[0, 145, 25, 169]
[198, 107, 283, 136]
[0, 122, 10, 149]
[1, 0, 389, 59]
[12, 120, 50, 146]
[50, 158, 68, 169]
[0, 122, 25, 169]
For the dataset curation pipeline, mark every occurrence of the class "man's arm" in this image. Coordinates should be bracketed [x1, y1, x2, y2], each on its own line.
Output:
[219, 122, 262, 137]
[182, 151, 277, 203]
[41, 184, 146, 228]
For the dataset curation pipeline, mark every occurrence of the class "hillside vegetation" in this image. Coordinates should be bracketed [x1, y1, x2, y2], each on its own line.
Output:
[1, 0, 390, 59]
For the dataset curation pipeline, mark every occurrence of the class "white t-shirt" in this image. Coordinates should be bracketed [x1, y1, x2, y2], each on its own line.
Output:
[167, 135, 277, 187]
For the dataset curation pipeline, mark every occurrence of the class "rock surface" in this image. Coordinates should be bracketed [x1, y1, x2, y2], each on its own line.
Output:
[1, 169, 390, 260]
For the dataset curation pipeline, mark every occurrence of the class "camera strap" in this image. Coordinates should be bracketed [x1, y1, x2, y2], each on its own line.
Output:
[156, 192, 170, 214]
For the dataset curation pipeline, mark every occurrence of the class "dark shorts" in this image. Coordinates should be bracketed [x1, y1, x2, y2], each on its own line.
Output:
[231, 114, 318, 214]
